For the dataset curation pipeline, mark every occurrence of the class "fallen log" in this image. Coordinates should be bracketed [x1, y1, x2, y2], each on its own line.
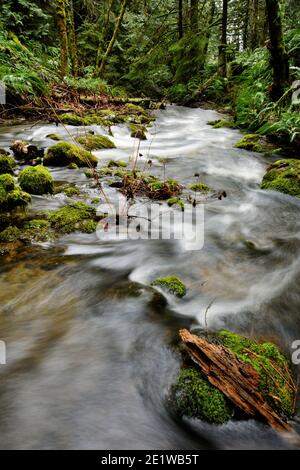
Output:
[179, 329, 293, 432]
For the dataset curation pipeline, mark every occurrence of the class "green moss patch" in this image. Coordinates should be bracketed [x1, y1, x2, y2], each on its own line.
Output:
[48, 202, 98, 234]
[261, 159, 300, 198]
[64, 186, 81, 197]
[208, 119, 235, 129]
[129, 124, 147, 140]
[189, 183, 210, 193]
[0, 174, 31, 212]
[235, 134, 265, 152]
[213, 330, 295, 417]
[46, 133, 62, 141]
[0, 225, 20, 243]
[45, 142, 97, 168]
[0, 155, 16, 175]
[108, 160, 127, 168]
[152, 275, 186, 298]
[171, 367, 234, 424]
[19, 165, 54, 195]
[167, 197, 184, 210]
[60, 114, 85, 126]
[76, 134, 116, 151]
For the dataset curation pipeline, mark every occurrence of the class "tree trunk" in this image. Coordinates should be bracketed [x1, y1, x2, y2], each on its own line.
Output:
[178, 0, 183, 39]
[243, 0, 250, 49]
[203, 0, 216, 59]
[97, 0, 129, 77]
[265, 0, 290, 100]
[95, 0, 114, 73]
[218, 0, 228, 77]
[56, 0, 69, 77]
[190, 0, 198, 32]
[67, 0, 78, 77]
[249, 0, 259, 49]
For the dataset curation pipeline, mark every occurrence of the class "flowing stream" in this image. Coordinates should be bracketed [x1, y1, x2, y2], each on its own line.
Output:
[0, 105, 300, 450]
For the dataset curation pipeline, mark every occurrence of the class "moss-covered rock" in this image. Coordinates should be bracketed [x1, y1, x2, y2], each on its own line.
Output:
[208, 119, 235, 129]
[129, 124, 147, 140]
[45, 142, 97, 168]
[60, 114, 85, 126]
[46, 133, 62, 141]
[152, 275, 186, 298]
[189, 183, 210, 192]
[0, 174, 31, 212]
[48, 202, 98, 234]
[235, 134, 265, 152]
[64, 186, 80, 197]
[107, 160, 127, 168]
[261, 159, 300, 198]
[67, 162, 79, 170]
[213, 330, 295, 418]
[76, 134, 116, 151]
[0, 155, 16, 175]
[167, 197, 185, 210]
[0, 225, 21, 243]
[19, 165, 54, 195]
[171, 367, 234, 424]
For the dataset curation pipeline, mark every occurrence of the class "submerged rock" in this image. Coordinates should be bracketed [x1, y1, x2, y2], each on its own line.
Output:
[0, 174, 31, 212]
[19, 166, 54, 195]
[0, 155, 16, 175]
[152, 275, 186, 298]
[76, 134, 116, 151]
[44, 142, 97, 168]
[10, 141, 44, 162]
[261, 159, 300, 198]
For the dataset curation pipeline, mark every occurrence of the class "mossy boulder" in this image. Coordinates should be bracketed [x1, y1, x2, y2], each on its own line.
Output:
[48, 202, 98, 234]
[46, 133, 62, 141]
[76, 134, 116, 151]
[0, 225, 21, 243]
[189, 183, 210, 193]
[208, 119, 235, 129]
[60, 114, 85, 126]
[0, 155, 16, 175]
[19, 166, 54, 195]
[171, 367, 234, 424]
[152, 275, 186, 298]
[0, 174, 31, 212]
[261, 159, 300, 198]
[235, 134, 265, 152]
[45, 142, 97, 168]
[64, 186, 80, 197]
[129, 124, 147, 140]
[67, 162, 79, 170]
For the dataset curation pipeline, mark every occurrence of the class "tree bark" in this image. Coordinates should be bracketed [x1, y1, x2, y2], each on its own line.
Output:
[67, 0, 78, 77]
[56, 0, 69, 78]
[190, 0, 198, 32]
[178, 0, 183, 39]
[218, 0, 228, 77]
[97, 0, 130, 77]
[265, 0, 290, 100]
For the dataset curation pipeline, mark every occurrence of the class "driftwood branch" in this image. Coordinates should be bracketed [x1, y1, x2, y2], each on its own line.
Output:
[179, 329, 291, 432]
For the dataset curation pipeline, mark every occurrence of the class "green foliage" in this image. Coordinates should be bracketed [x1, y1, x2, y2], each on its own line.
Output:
[258, 111, 300, 143]
[171, 367, 234, 424]
[18, 165, 54, 195]
[0, 225, 20, 243]
[151, 275, 186, 298]
[64, 187, 80, 197]
[261, 159, 300, 198]
[45, 142, 97, 168]
[170, 33, 208, 84]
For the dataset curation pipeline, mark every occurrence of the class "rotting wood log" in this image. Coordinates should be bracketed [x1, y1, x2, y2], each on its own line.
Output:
[179, 329, 291, 432]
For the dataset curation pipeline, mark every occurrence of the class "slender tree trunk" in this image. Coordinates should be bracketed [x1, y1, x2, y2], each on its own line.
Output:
[95, 0, 114, 72]
[56, 0, 69, 77]
[243, 0, 250, 49]
[67, 0, 78, 77]
[97, 0, 129, 77]
[265, 0, 289, 100]
[203, 0, 216, 58]
[218, 0, 228, 77]
[178, 0, 183, 38]
[249, 0, 259, 49]
[190, 0, 198, 32]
